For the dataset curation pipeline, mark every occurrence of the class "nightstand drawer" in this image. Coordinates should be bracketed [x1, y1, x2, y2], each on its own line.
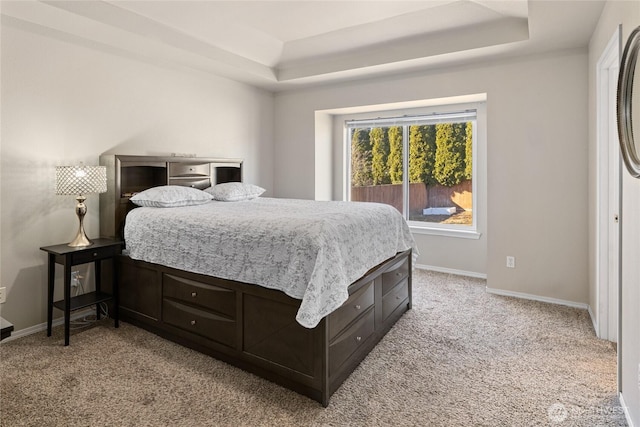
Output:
[381, 256, 409, 295]
[168, 177, 211, 189]
[169, 163, 210, 177]
[71, 245, 119, 265]
[163, 299, 236, 348]
[328, 280, 374, 339]
[329, 307, 375, 375]
[163, 274, 236, 318]
[382, 278, 409, 321]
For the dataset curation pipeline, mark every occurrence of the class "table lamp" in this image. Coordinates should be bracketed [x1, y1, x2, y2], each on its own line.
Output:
[56, 165, 107, 247]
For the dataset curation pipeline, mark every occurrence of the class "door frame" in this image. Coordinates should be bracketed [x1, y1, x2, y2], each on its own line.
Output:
[596, 26, 621, 343]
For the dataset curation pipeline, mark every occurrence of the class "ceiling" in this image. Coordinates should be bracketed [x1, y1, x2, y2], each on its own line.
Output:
[1, 0, 605, 91]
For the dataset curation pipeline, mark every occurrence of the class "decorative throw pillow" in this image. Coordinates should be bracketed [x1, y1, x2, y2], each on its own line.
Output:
[130, 185, 213, 208]
[205, 182, 265, 202]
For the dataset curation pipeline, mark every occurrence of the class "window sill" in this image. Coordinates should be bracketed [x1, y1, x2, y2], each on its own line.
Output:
[409, 225, 482, 240]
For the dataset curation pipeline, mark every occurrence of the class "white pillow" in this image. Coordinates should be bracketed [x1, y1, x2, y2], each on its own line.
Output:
[130, 185, 213, 208]
[205, 182, 265, 202]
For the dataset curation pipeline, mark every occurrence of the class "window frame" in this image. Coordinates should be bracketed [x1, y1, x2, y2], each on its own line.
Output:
[344, 101, 484, 239]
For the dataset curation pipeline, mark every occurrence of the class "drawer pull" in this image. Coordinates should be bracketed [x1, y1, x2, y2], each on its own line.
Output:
[356, 336, 362, 342]
[191, 292, 197, 298]
[190, 320, 197, 326]
[93, 253, 98, 257]
[354, 304, 361, 310]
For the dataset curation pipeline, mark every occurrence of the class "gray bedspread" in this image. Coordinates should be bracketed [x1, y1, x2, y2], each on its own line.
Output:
[124, 197, 416, 328]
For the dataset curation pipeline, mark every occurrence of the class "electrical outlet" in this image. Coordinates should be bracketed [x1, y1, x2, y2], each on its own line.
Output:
[506, 256, 516, 268]
[0, 287, 6, 304]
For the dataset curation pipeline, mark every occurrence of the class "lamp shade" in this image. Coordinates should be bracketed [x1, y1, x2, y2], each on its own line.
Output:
[56, 165, 107, 195]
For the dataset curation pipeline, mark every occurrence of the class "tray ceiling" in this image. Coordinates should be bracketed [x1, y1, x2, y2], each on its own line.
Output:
[1, 1, 605, 91]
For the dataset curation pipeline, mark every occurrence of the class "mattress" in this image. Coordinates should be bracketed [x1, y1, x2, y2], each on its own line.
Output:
[124, 197, 417, 328]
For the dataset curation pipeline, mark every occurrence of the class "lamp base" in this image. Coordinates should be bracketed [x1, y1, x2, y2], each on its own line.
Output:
[68, 195, 93, 247]
[68, 231, 93, 247]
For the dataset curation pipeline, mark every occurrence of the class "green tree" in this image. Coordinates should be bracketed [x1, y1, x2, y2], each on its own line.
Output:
[465, 121, 473, 180]
[409, 125, 437, 185]
[351, 128, 373, 186]
[434, 122, 466, 186]
[370, 127, 390, 185]
[387, 126, 403, 184]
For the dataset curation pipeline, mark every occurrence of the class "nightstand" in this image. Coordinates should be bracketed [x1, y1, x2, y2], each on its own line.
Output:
[40, 238, 123, 346]
[1, 317, 14, 341]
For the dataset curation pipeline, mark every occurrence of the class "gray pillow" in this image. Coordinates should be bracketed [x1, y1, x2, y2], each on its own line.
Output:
[205, 182, 265, 202]
[130, 185, 212, 208]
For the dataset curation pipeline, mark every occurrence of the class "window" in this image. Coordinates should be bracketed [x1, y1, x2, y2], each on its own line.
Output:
[346, 108, 478, 233]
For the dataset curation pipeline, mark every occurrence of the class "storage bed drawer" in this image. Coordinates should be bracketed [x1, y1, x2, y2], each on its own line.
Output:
[328, 280, 374, 339]
[381, 256, 409, 295]
[329, 308, 375, 375]
[382, 279, 409, 321]
[163, 299, 236, 348]
[163, 274, 236, 318]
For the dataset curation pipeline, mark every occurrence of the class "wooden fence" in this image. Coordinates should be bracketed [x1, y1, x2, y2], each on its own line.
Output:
[351, 180, 472, 214]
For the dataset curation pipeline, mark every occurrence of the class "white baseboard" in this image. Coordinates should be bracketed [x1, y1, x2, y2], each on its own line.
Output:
[620, 393, 635, 427]
[415, 263, 487, 279]
[485, 287, 589, 310]
[415, 266, 591, 312]
[2, 308, 95, 343]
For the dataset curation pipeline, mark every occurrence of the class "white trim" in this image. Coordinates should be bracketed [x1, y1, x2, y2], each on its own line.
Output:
[595, 26, 621, 342]
[410, 225, 481, 239]
[415, 263, 486, 279]
[323, 93, 487, 116]
[588, 304, 598, 335]
[345, 110, 477, 128]
[1, 308, 95, 343]
[619, 393, 635, 427]
[485, 287, 589, 310]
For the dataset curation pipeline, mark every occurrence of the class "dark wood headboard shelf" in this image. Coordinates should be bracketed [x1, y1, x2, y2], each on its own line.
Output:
[99, 154, 243, 239]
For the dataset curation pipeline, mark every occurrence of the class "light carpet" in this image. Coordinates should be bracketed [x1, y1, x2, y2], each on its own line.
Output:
[0, 270, 626, 426]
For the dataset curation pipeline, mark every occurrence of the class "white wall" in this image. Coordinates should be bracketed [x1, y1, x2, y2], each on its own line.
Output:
[589, 1, 640, 424]
[274, 50, 589, 302]
[0, 23, 274, 331]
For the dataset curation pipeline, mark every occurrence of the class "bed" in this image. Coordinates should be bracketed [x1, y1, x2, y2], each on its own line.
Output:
[100, 154, 416, 406]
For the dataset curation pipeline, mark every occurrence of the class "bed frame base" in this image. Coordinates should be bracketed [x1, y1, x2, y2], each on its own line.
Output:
[117, 249, 412, 406]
